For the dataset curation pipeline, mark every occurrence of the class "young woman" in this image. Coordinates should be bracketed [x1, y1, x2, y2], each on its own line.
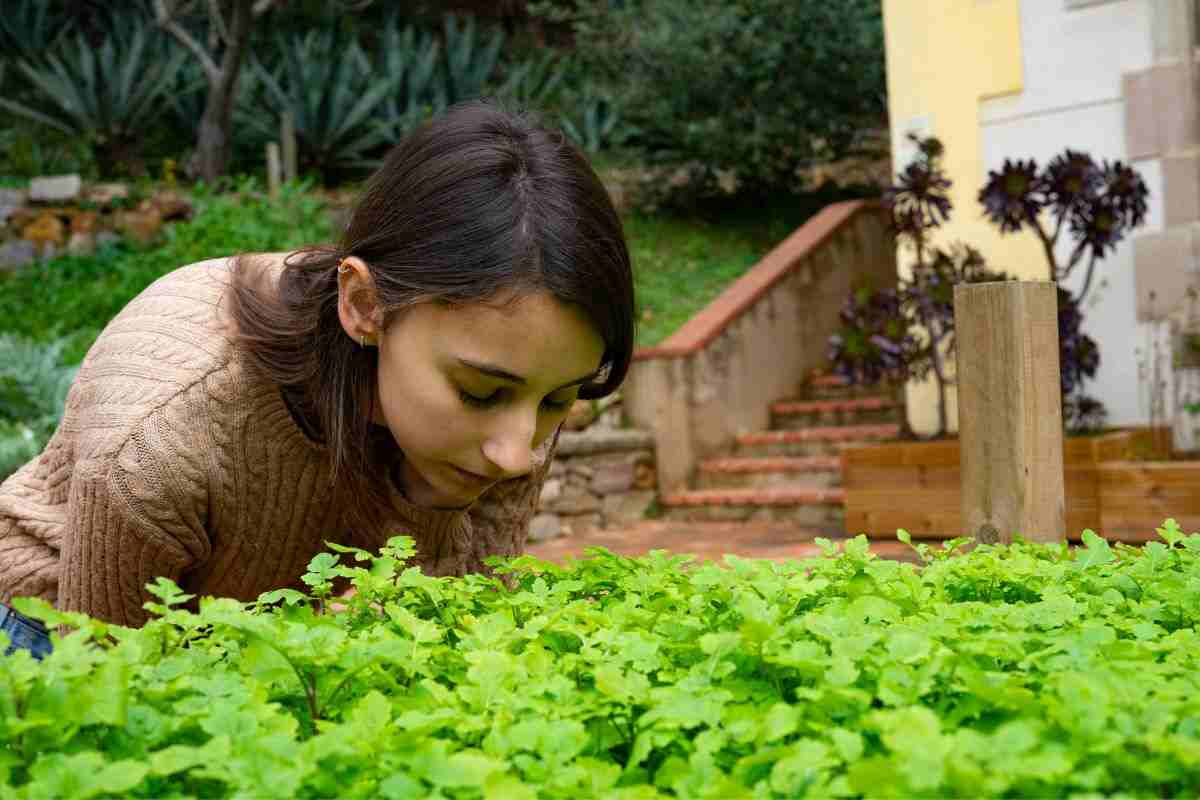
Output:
[0, 101, 635, 657]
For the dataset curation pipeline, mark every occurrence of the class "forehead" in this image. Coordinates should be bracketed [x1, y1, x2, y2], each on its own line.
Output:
[415, 291, 605, 379]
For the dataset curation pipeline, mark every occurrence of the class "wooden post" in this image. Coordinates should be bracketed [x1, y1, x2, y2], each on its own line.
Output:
[266, 142, 282, 199]
[281, 112, 297, 184]
[954, 281, 1065, 544]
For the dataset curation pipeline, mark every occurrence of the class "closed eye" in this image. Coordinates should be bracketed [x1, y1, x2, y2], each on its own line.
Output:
[458, 388, 574, 412]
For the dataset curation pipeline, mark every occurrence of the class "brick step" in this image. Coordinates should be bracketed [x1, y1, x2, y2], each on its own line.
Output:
[659, 486, 846, 527]
[771, 396, 901, 429]
[804, 373, 897, 401]
[695, 456, 841, 490]
[734, 424, 900, 457]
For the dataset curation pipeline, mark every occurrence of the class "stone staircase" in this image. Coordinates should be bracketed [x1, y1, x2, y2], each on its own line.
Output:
[658, 373, 903, 533]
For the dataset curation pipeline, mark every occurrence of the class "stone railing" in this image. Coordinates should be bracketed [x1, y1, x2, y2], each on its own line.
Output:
[622, 200, 896, 492]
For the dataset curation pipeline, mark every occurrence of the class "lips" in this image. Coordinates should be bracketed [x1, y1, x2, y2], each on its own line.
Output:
[449, 463, 496, 487]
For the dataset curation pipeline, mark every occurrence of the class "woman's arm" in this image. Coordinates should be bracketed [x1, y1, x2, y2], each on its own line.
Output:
[58, 410, 211, 628]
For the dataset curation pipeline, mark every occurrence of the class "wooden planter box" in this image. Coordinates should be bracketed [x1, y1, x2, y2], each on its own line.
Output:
[842, 430, 1200, 542]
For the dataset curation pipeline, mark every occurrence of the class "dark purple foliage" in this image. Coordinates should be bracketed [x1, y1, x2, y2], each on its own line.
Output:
[979, 159, 1043, 234]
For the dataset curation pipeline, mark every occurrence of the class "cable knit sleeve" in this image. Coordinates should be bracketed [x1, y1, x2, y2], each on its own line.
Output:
[57, 409, 212, 628]
[464, 424, 561, 573]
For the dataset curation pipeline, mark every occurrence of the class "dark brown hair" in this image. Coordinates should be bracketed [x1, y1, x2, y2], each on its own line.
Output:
[226, 100, 635, 530]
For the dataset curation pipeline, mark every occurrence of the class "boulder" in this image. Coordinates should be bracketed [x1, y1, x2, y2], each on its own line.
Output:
[21, 213, 66, 248]
[547, 485, 601, 515]
[602, 490, 658, 526]
[527, 513, 562, 543]
[563, 399, 597, 431]
[589, 455, 637, 495]
[147, 190, 193, 221]
[84, 182, 130, 207]
[0, 239, 36, 272]
[538, 478, 562, 506]
[29, 175, 82, 203]
[70, 210, 100, 234]
[115, 209, 163, 245]
[556, 429, 655, 457]
[0, 188, 26, 226]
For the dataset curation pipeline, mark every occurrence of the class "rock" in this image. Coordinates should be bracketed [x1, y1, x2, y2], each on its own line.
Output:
[84, 182, 130, 207]
[21, 213, 66, 248]
[0, 188, 25, 227]
[634, 461, 657, 490]
[115, 208, 163, 245]
[561, 512, 602, 535]
[556, 429, 655, 457]
[538, 478, 562, 507]
[29, 174, 82, 203]
[147, 190, 193, 221]
[567, 463, 594, 480]
[547, 485, 601, 515]
[548, 459, 567, 478]
[527, 513, 562, 543]
[563, 399, 597, 431]
[602, 490, 658, 526]
[67, 231, 96, 257]
[70, 210, 99, 234]
[0, 239, 36, 272]
[590, 455, 637, 495]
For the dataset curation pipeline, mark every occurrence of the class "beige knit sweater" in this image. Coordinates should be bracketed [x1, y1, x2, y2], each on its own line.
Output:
[0, 257, 555, 628]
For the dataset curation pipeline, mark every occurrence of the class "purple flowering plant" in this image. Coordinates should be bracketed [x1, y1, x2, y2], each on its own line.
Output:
[829, 134, 1118, 437]
[980, 149, 1148, 303]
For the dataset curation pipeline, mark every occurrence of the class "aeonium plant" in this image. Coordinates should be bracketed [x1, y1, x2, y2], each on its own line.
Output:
[979, 150, 1149, 304]
[828, 134, 1110, 437]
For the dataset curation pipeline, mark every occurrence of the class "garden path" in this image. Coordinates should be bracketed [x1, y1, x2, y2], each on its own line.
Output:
[525, 520, 918, 565]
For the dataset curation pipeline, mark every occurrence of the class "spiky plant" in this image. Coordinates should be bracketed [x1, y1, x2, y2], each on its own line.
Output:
[0, 336, 78, 481]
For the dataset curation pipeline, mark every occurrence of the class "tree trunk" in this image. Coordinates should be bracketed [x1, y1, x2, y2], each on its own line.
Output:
[189, 0, 253, 183]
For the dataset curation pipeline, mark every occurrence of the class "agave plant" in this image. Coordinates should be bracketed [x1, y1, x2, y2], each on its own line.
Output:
[0, 335, 79, 481]
[0, 14, 186, 178]
[441, 15, 505, 105]
[250, 29, 403, 182]
[0, 0, 72, 67]
[376, 19, 447, 141]
[562, 91, 628, 154]
[493, 50, 569, 113]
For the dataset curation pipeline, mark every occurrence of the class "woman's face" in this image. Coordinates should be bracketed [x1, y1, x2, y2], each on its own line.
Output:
[370, 289, 605, 509]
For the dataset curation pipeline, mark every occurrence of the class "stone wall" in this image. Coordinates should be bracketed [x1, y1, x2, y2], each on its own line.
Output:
[529, 424, 657, 543]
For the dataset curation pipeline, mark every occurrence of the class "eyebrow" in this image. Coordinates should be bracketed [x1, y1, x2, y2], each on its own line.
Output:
[458, 358, 598, 391]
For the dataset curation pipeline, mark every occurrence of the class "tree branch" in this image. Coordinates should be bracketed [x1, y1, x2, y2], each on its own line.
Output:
[206, 0, 230, 46]
[252, 0, 279, 18]
[153, 0, 221, 83]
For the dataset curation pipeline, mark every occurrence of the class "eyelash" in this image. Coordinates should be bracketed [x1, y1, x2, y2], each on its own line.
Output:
[458, 389, 571, 411]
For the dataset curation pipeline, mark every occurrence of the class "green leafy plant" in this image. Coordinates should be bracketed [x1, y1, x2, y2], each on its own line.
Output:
[441, 15, 505, 106]
[0, 0, 73, 66]
[539, 0, 886, 199]
[6, 521, 1200, 797]
[562, 91, 626, 154]
[0, 335, 78, 480]
[0, 13, 187, 178]
[376, 18, 446, 140]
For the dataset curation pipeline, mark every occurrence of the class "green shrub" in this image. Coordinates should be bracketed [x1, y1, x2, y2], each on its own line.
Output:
[540, 0, 886, 200]
[6, 522, 1200, 798]
[0, 180, 331, 363]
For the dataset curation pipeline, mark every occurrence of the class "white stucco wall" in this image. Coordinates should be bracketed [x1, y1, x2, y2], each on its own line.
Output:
[979, 0, 1159, 426]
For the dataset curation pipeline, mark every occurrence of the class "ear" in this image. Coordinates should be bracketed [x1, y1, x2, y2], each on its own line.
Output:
[336, 256, 383, 345]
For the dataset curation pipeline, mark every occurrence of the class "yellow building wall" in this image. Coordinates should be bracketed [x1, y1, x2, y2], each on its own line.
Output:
[882, 0, 1046, 435]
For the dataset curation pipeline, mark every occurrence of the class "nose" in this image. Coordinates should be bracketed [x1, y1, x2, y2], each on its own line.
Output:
[481, 409, 536, 479]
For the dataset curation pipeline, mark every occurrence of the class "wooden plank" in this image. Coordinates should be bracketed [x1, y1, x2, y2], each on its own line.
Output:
[1096, 462, 1200, 539]
[954, 281, 1065, 544]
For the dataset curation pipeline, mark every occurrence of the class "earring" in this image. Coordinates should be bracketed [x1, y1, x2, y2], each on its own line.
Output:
[359, 335, 365, 348]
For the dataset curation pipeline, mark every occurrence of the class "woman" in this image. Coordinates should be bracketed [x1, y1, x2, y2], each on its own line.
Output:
[0, 100, 635, 657]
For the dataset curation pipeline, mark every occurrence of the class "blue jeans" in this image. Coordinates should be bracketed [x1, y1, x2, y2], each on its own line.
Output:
[0, 602, 52, 660]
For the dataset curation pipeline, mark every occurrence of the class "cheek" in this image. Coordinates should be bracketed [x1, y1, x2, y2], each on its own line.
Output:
[376, 354, 473, 455]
